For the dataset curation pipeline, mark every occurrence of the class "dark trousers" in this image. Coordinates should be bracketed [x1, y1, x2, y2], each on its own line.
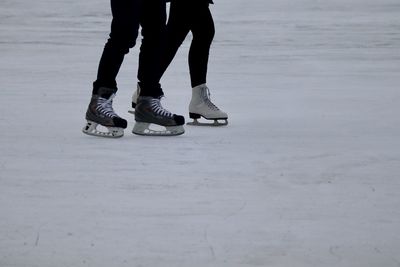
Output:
[161, 1, 215, 88]
[93, 0, 166, 98]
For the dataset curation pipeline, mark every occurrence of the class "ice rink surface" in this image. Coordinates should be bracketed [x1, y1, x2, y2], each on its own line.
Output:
[1, 0, 400, 266]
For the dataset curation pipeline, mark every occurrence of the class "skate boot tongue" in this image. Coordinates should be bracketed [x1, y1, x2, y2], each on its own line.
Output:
[149, 97, 173, 117]
[200, 86, 220, 111]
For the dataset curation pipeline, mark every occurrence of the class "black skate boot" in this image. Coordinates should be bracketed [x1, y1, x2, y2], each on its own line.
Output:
[82, 87, 127, 138]
[132, 96, 185, 136]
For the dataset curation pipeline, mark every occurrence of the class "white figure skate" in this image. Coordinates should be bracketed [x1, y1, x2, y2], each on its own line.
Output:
[128, 83, 140, 115]
[188, 84, 228, 126]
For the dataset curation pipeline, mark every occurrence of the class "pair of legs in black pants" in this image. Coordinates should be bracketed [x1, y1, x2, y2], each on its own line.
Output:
[161, 0, 215, 88]
[84, 0, 187, 137]
[93, 0, 214, 96]
[93, 0, 166, 98]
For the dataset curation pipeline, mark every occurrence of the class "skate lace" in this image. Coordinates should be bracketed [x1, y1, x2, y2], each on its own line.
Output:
[202, 87, 220, 111]
[149, 98, 173, 118]
[96, 94, 118, 118]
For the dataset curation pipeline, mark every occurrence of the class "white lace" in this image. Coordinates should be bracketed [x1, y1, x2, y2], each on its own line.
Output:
[149, 98, 173, 117]
[96, 94, 118, 118]
[202, 87, 220, 111]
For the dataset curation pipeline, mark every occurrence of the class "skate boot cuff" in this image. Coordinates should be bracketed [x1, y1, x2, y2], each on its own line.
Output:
[137, 82, 164, 98]
[94, 87, 118, 99]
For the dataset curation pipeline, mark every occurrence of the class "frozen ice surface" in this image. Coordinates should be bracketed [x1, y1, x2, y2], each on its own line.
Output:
[1, 0, 400, 266]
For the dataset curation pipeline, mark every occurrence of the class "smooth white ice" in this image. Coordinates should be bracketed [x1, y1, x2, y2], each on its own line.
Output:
[1, 0, 400, 266]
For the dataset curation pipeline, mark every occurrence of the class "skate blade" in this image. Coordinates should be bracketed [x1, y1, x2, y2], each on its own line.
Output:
[132, 122, 185, 136]
[187, 118, 228, 127]
[82, 121, 124, 138]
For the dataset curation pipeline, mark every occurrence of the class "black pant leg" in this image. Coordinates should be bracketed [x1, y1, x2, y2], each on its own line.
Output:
[188, 3, 215, 87]
[158, 1, 191, 81]
[93, 0, 142, 94]
[137, 0, 167, 97]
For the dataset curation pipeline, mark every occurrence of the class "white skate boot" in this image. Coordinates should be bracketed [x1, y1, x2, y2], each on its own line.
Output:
[128, 83, 140, 114]
[188, 84, 228, 126]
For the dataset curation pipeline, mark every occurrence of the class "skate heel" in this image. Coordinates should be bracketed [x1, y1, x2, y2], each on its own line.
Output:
[189, 112, 201, 119]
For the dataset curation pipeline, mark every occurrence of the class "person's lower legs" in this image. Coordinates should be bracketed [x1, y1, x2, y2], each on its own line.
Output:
[186, 4, 228, 125]
[132, 0, 186, 135]
[93, 0, 141, 95]
[84, 0, 142, 137]
[158, 1, 191, 81]
[188, 3, 215, 88]
[137, 0, 167, 97]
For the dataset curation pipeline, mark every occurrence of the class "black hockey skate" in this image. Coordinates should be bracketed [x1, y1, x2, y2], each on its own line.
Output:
[132, 96, 185, 136]
[82, 87, 127, 138]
